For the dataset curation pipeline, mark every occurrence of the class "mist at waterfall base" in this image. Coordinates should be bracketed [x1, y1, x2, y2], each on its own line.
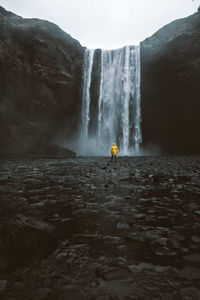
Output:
[79, 45, 143, 157]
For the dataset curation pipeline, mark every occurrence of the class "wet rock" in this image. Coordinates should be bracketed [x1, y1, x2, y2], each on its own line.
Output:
[52, 287, 84, 300]
[102, 268, 131, 281]
[184, 203, 199, 211]
[169, 233, 185, 249]
[157, 216, 168, 221]
[0, 280, 7, 292]
[169, 238, 180, 249]
[77, 233, 99, 239]
[0, 177, 8, 184]
[191, 236, 200, 243]
[155, 247, 177, 257]
[96, 296, 110, 300]
[180, 287, 200, 300]
[30, 287, 52, 300]
[157, 237, 168, 246]
[184, 254, 200, 265]
[179, 266, 200, 280]
[134, 213, 146, 219]
[181, 248, 189, 254]
[60, 218, 71, 223]
[13, 281, 25, 291]
[194, 211, 200, 216]
[1, 156, 200, 298]
[90, 281, 98, 288]
[129, 263, 171, 273]
[117, 222, 129, 229]
[117, 244, 127, 251]
[0, 215, 57, 262]
[49, 214, 61, 221]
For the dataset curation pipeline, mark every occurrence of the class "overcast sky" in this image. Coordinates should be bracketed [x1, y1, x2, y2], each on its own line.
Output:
[0, 0, 199, 49]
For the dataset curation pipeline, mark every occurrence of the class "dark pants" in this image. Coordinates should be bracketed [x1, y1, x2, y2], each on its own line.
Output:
[111, 154, 117, 162]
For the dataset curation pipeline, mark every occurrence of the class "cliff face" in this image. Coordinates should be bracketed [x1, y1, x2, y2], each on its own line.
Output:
[0, 6, 84, 154]
[1, 6, 200, 155]
[141, 12, 200, 154]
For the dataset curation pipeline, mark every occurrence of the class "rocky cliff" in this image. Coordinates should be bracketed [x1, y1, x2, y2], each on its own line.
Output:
[141, 11, 200, 154]
[1, 6, 200, 155]
[0, 6, 84, 155]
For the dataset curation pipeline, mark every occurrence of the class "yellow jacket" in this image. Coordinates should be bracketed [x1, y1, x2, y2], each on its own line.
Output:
[111, 143, 118, 155]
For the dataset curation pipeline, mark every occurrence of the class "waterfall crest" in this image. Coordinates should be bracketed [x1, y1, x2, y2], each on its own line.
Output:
[81, 45, 142, 156]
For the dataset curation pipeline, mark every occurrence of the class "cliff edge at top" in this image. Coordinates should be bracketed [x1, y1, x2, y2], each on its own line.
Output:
[0, 6, 84, 155]
[141, 11, 200, 154]
[0, 5, 200, 155]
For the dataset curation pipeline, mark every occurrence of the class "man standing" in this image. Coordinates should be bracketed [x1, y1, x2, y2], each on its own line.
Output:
[111, 143, 118, 162]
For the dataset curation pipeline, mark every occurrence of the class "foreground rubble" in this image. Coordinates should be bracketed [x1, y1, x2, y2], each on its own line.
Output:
[0, 156, 200, 299]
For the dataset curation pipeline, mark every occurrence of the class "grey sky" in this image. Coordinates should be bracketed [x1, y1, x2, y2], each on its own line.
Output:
[0, 0, 198, 49]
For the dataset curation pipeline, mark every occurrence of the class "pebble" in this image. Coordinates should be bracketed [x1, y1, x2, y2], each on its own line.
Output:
[155, 248, 177, 257]
[184, 254, 200, 264]
[90, 281, 98, 288]
[31, 287, 52, 299]
[55, 289, 84, 300]
[60, 218, 71, 223]
[0, 280, 7, 292]
[157, 237, 168, 246]
[129, 263, 170, 273]
[179, 266, 200, 280]
[103, 268, 131, 281]
[134, 213, 146, 219]
[117, 222, 129, 229]
[0, 177, 8, 184]
[180, 287, 200, 300]
[191, 236, 200, 243]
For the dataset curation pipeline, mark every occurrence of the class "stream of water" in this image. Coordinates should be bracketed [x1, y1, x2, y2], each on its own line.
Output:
[81, 45, 142, 156]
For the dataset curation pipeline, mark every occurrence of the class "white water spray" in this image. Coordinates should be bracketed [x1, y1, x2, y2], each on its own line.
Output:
[81, 45, 142, 156]
[81, 49, 94, 139]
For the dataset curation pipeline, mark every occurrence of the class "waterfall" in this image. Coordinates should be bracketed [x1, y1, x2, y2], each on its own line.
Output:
[81, 45, 142, 156]
[81, 49, 94, 139]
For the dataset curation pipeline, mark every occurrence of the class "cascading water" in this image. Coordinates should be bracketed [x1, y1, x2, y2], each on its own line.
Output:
[81, 45, 142, 156]
[81, 49, 94, 140]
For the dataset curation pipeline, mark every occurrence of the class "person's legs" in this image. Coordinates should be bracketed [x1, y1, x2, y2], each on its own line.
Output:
[111, 155, 113, 162]
[114, 155, 117, 162]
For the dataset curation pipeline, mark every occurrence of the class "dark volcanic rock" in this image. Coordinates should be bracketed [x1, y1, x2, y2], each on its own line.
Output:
[38, 144, 76, 158]
[88, 48, 101, 137]
[0, 6, 84, 155]
[22, 143, 76, 158]
[0, 156, 200, 298]
[141, 11, 200, 154]
[1, 5, 200, 156]
[0, 215, 57, 270]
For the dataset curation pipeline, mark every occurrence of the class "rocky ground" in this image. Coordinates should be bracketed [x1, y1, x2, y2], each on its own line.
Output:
[0, 156, 200, 300]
